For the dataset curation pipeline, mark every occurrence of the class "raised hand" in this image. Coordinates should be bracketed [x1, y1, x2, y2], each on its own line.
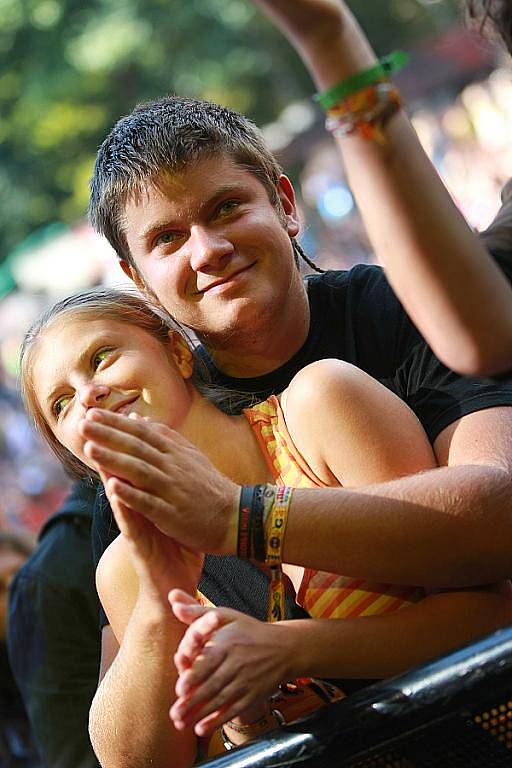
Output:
[250, 0, 374, 87]
[80, 409, 240, 555]
[168, 589, 292, 737]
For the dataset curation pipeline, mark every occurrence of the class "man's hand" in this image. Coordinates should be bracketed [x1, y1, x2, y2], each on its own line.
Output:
[79, 408, 240, 555]
[169, 589, 292, 737]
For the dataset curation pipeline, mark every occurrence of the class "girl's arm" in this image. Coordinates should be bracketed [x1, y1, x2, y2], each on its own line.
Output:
[88, 495, 202, 768]
[252, 0, 512, 376]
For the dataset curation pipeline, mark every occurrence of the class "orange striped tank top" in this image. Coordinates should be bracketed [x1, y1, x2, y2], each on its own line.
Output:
[243, 395, 424, 620]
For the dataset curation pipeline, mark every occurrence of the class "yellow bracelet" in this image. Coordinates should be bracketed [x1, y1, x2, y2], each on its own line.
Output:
[265, 486, 293, 623]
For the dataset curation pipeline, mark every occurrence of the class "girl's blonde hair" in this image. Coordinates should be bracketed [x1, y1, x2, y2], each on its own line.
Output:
[20, 287, 199, 480]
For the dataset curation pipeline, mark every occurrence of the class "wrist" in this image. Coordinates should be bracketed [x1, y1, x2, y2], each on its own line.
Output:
[219, 484, 241, 555]
[277, 621, 309, 681]
[131, 589, 185, 637]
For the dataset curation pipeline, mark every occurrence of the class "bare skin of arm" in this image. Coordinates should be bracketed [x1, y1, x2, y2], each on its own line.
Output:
[88, 497, 201, 768]
[80, 387, 512, 588]
[252, 0, 512, 375]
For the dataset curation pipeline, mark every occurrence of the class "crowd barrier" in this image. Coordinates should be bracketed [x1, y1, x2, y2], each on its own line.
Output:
[202, 625, 512, 767]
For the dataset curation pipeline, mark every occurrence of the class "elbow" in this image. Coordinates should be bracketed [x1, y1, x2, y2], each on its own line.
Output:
[437, 340, 512, 379]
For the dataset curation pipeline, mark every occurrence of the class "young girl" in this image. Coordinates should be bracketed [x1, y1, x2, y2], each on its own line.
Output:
[20, 288, 512, 764]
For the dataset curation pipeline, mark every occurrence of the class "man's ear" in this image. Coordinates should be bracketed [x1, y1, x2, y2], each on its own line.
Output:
[277, 175, 300, 238]
[119, 259, 146, 292]
[168, 331, 194, 379]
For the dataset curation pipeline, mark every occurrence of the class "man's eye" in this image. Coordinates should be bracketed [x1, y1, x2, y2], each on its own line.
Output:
[216, 200, 239, 217]
[154, 231, 180, 247]
[53, 395, 72, 417]
[92, 348, 113, 369]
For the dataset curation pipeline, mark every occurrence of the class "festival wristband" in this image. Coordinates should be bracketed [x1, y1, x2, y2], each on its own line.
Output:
[314, 50, 408, 111]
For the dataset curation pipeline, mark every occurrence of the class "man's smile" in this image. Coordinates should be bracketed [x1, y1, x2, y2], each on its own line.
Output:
[196, 261, 258, 295]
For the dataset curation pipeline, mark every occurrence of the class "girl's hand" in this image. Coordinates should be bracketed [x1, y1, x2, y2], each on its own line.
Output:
[251, 0, 374, 88]
[168, 589, 292, 736]
[103, 473, 203, 605]
[80, 409, 239, 556]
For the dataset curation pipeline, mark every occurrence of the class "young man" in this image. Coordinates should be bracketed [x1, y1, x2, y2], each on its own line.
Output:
[84, 1, 512, 764]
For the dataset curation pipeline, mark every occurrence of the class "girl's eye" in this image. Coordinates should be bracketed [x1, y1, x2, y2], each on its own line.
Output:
[93, 348, 112, 369]
[53, 395, 72, 417]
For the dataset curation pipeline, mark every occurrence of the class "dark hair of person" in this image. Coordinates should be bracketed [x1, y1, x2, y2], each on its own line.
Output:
[466, 1, 512, 54]
[89, 95, 324, 275]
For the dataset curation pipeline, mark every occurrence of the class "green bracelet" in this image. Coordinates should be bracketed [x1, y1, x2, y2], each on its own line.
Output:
[314, 50, 409, 111]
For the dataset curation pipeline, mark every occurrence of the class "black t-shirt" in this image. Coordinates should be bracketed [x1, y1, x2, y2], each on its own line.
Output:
[199, 265, 512, 438]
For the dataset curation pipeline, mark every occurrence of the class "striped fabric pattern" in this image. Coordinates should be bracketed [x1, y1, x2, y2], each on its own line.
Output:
[243, 396, 424, 620]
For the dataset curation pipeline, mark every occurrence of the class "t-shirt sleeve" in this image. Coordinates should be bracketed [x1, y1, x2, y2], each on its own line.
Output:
[92, 488, 120, 630]
[347, 265, 512, 441]
[479, 178, 512, 262]
[394, 335, 512, 442]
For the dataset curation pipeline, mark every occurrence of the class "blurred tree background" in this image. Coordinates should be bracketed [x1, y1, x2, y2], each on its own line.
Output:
[1, 0, 463, 264]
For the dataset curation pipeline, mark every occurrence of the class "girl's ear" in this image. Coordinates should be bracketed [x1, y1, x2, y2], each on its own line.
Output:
[168, 331, 194, 379]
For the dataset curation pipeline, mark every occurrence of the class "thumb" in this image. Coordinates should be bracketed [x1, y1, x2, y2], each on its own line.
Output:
[169, 591, 210, 626]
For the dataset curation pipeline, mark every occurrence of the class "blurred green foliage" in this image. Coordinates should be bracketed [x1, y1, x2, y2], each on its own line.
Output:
[0, 0, 461, 263]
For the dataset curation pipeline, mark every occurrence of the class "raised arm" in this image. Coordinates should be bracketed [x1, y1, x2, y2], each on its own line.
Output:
[253, 0, 512, 376]
[88, 497, 202, 768]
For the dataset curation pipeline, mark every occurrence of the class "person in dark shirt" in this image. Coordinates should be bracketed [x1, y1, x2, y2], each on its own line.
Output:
[0, 530, 38, 768]
[8, 482, 100, 768]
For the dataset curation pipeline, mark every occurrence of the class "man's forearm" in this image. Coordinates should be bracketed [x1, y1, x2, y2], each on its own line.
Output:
[283, 464, 512, 588]
[282, 584, 512, 680]
[89, 604, 195, 768]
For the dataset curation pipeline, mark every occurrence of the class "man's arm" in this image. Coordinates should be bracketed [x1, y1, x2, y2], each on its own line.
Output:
[252, 0, 512, 376]
[81, 407, 512, 588]
[167, 582, 512, 735]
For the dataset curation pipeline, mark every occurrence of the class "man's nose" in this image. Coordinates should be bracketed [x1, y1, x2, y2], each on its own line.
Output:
[188, 226, 235, 272]
[78, 383, 111, 409]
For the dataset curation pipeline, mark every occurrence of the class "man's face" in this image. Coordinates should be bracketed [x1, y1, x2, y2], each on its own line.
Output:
[121, 154, 300, 343]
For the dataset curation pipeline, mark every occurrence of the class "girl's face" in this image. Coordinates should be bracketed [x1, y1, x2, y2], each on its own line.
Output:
[32, 315, 194, 470]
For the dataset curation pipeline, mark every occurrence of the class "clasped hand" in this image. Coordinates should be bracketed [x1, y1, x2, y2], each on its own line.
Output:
[168, 589, 293, 737]
[79, 408, 240, 555]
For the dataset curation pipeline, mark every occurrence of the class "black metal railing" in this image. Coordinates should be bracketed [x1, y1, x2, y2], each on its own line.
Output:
[202, 625, 512, 767]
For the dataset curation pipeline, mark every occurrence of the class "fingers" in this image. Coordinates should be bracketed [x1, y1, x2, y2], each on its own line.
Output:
[84, 408, 191, 451]
[172, 666, 262, 736]
[109, 496, 156, 563]
[87, 446, 169, 498]
[81, 419, 169, 470]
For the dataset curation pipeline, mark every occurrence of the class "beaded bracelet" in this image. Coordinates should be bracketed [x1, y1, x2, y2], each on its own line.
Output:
[314, 50, 408, 110]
